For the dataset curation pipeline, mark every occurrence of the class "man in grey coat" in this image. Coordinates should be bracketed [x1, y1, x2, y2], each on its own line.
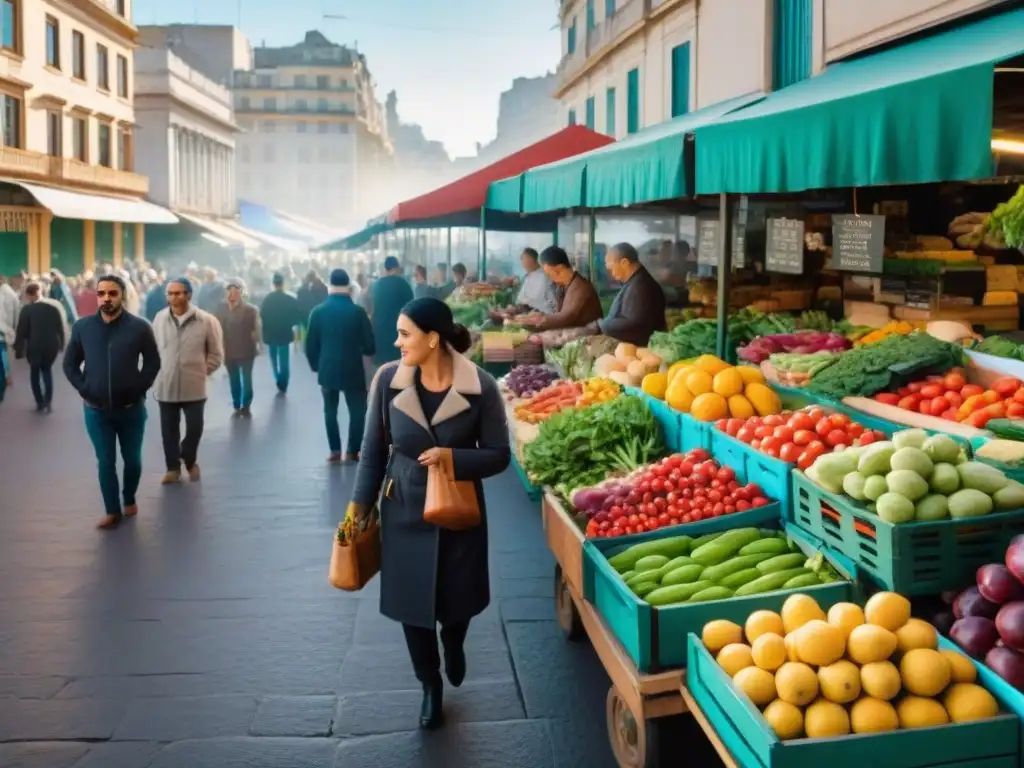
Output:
[152, 277, 224, 483]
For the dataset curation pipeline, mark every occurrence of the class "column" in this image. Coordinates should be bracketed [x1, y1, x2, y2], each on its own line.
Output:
[112, 222, 123, 267]
[27, 213, 41, 274]
[39, 213, 52, 274]
[134, 222, 145, 264]
[83, 220, 96, 271]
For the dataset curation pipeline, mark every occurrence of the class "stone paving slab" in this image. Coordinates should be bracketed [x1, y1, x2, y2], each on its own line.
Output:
[250, 695, 337, 737]
[146, 737, 338, 768]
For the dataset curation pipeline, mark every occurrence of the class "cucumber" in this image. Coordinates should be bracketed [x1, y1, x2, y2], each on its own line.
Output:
[626, 570, 656, 587]
[738, 538, 791, 557]
[688, 586, 734, 603]
[735, 568, 811, 597]
[631, 581, 659, 597]
[648, 556, 696, 583]
[700, 553, 775, 582]
[634, 555, 670, 572]
[690, 528, 762, 567]
[783, 572, 821, 589]
[719, 568, 763, 590]
[620, 570, 636, 582]
[608, 536, 692, 572]
[691, 531, 725, 549]
[645, 580, 713, 606]
[661, 563, 705, 586]
[756, 553, 808, 574]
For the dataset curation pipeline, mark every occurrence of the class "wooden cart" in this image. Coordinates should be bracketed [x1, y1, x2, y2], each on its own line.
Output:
[541, 492, 740, 768]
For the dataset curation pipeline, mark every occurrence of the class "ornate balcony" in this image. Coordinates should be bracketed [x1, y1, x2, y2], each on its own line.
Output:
[0, 147, 149, 196]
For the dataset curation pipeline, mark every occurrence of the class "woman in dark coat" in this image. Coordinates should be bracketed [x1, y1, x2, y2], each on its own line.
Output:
[349, 297, 511, 730]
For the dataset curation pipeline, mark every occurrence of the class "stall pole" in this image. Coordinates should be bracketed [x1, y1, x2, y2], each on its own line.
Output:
[553, 225, 559, 246]
[446, 226, 452, 269]
[480, 206, 488, 280]
[403, 229, 409, 268]
[715, 193, 734, 361]
[588, 210, 597, 279]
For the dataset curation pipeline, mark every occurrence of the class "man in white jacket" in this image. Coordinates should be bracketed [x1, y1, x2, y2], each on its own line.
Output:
[0, 274, 19, 333]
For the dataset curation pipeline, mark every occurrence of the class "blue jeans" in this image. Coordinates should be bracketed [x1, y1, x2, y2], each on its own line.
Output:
[0, 342, 8, 403]
[83, 405, 147, 516]
[323, 388, 367, 455]
[268, 344, 291, 392]
[30, 362, 53, 407]
[226, 359, 255, 409]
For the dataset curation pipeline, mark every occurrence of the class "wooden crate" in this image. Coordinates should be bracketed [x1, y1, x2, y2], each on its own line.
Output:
[542, 491, 585, 598]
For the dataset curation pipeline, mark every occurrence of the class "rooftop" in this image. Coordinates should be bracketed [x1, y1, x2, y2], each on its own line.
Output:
[253, 30, 366, 70]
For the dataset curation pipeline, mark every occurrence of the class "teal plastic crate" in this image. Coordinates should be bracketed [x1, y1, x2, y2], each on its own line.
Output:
[972, 639, 1024, 761]
[970, 436, 1024, 486]
[582, 517, 858, 672]
[680, 412, 713, 453]
[511, 455, 542, 502]
[686, 632, 1020, 768]
[709, 429, 794, 517]
[626, 388, 683, 451]
[769, 383, 900, 438]
[790, 470, 1024, 595]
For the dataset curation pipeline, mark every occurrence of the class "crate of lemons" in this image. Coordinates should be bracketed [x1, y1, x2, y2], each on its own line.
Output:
[700, 591, 1001, 740]
[641, 354, 782, 423]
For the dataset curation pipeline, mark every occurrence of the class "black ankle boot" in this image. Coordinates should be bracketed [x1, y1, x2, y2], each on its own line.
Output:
[419, 680, 444, 730]
[444, 645, 466, 688]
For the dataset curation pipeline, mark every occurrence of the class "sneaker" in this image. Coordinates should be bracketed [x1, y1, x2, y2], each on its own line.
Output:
[187, 464, 201, 482]
[161, 470, 181, 485]
[123, 504, 139, 517]
[96, 514, 122, 530]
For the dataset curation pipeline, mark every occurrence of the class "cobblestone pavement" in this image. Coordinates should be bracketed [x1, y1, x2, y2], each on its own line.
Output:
[0, 355, 719, 768]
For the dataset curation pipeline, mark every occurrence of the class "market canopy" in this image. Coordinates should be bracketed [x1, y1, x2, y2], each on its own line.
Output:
[3, 179, 178, 224]
[694, 6, 1024, 194]
[521, 153, 590, 213]
[320, 214, 392, 251]
[484, 175, 522, 214]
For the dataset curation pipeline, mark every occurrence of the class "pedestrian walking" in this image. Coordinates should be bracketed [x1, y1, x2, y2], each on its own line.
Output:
[0, 273, 19, 332]
[152, 278, 224, 484]
[368, 256, 413, 366]
[14, 282, 65, 412]
[0, 315, 12, 405]
[215, 278, 260, 417]
[305, 269, 375, 463]
[349, 297, 511, 729]
[260, 272, 303, 394]
[297, 270, 328, 341]
[62, 274, 161, 529]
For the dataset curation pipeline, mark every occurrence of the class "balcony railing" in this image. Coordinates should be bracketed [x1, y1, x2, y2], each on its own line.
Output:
[233, 80, 356, 93]
[559, 0, 649, 88]
[235, 103, 358, 116]
[0, 146, 149, 195]
[0, 146, 52, 176]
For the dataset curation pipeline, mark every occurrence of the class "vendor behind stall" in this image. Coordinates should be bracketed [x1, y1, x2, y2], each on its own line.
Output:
[585, 243, 666, 346]
[515, 248, 557, 313]
[521, 246, 602, 331]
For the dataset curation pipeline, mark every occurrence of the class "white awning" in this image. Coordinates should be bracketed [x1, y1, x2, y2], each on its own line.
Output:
[1, 178, 178, 224]
[177, 212, 263, 250]
[217, 219, 307, 253]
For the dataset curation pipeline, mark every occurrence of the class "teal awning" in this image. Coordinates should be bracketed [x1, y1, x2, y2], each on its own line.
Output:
[522, 154, 589, 213]
[694, 7, 1024, 194]
[320, 221, 390, 250]
[485, 175, 523, 213]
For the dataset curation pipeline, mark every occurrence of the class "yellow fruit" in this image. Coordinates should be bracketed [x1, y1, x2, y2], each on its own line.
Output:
[850, 697, 900, 734]
[717, 644, 755, 677]
[940, 649, 977, 684]
[713, 368, 745, 398]
[763, 699, 804, 740]
[818, 660, 862, 704]
[745, 610, 784, 644]
[666, 362, 692, 384]
[641, 372, 668, 400]
[826, 602, 865, 638]
[691, 392, 729, 422]
[684, 369, 714, 396]
[859, 661, 902, 701]
[781, 594, 826, 634]
[897, 696, 950, 729]
[665, 376, 695, 413]
[795, 620, 847, 667]
[728, 394, 755, 419]
[752, 633, 787, 672]
[804, 699, 851, 738]
[900, 649, 951, 697]
[847, 624, 898, 665]
[895, 618, 939, 653]
[703, 620, 744, 654]
[694, 354, 731, 376]
[943, 683, 1000, 723]
[745, 382, 782, 417]
[784, 632, 802, 663]
[733, 666, 777, 707]
[864, 592, 911, 632]
[736, 366, 766, 385]
[775, 662, 819, 706]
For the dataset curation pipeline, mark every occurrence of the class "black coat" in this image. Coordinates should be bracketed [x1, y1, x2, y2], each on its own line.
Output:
[351, 351, 511, 629]
[14, 300, 64, 366]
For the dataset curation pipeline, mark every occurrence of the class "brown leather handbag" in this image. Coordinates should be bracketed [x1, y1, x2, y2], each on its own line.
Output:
[424, 448, 481, 530]
[328, 503, 381, 591]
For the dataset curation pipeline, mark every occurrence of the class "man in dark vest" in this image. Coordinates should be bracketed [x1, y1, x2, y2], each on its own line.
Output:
[14, 282, 65, 412]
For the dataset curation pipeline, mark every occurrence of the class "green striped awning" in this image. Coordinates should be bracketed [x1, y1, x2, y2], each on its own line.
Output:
[521, 154, 590, 213]
[485, 175, 523, 213]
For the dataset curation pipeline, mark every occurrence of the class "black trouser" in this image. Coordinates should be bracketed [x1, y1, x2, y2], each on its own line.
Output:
[29, 362, 53, 406]
[402, 620, 471, 685]
[158, 400, 206, 471]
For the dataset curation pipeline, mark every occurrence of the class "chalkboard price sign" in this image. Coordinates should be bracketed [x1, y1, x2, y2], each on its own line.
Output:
[765, 217, 805, 274]
[697, 219, 719, 266]
[832, 214, 885, 273]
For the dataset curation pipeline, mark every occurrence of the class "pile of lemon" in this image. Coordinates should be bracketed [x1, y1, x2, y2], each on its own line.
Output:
[701, 592, 1001, 740]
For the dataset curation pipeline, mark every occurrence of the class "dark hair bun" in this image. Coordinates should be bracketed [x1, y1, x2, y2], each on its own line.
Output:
[449, 323, 472, 354]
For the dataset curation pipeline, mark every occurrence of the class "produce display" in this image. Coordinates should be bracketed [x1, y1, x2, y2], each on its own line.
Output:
[738, 331, 851, 365]
[513, 380, 584, 424]
[969, 335, 1024, 362]
[767, 352, 841, 387]
[988, 184, 1024, 250]
[576, 450, 772, 539]
[873, 370, 1024, 428]
[855, 321, 919, 347]
[702, 592, 999, 739]
[804, 428, 1024, 524]
[659, 355, 782, 423]
[648, 310, 798, 365]
[502, 364, 560, 399]
[607, 527, 845, 604]
[592, 343, 664, 388]
[544, 335, 619, 380]
[714, 407, 887, 471]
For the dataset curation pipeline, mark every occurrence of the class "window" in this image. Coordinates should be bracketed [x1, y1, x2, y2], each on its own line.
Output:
[295, 98, 307, 111]
[0, 94, 20, 147]
[257, 74, 272, 87]
[605, 0, 615, 16]
[567, 17, 576, 54]
[116, 126, 130, 170]
[318, 145, 329, 161]
[294, 74, 306, 88]
[45, 16, 59, 69]
[72, 116, 87, 161]
[263, 97, 276, 110]
[298, 146, 311, 162]
[586, 0, 595, 30]
[773, 0, 812, 89]
[605, 87, 616, 137]
[340, 78, 348, 89]
[317, 98, 327, 112]
[263, 120, 275, 132]
[116, 0, 125, 16]
[316, 75, 328, 89]
[97, 122, 111, 166]
[96, 44, 109, 90]
[1, 0, 17, 52]
[46, 110, 61, 156]
[72, 30, 84, 79]
[117, 54, 128, 97]
[317, 122, 329, 134]
[626, 67, 639, 134]
[585, 97, 595, 130]
[239, 96, 250, 110]
[239, 144, 250, 162]
[670, 42, 690, 117]
[296, 121, 307, 133]
[567, 108, 576, 127]
[335, 123, 349, 134]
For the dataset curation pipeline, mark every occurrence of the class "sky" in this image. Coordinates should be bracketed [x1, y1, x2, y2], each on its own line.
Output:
[133, 0, 562, 158]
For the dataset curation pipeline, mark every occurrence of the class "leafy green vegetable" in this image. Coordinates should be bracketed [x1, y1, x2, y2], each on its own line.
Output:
[989, 184, 1024, 250]
[969, 334, 1024, 362]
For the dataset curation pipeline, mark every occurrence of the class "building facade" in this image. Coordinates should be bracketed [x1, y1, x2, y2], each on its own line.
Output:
[232, 30, 393, 231]
[137, 24, 253, 88]
[555, 0, 1011, 139]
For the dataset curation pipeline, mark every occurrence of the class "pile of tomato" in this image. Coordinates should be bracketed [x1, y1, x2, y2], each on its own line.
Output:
[874, 370, 1024, 428]
[714, 407, 887, 470]
[583, 449, 773, 539]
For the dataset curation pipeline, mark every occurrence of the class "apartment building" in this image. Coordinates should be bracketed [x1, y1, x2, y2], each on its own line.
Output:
[232, 30, 394, 231]
[555, 0, 1011, 139]
[0, 0, 175, 277]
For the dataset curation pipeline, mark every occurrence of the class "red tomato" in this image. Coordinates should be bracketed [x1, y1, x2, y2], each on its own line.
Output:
[765, 446, 781, 459]
[651, 478, 665, 493]
[918, 399, 933, 415]
[846, 423, 865, 439]
[793, 429, 815, 446]
[993, 377, 1023, 398]
[961, 384, 985, 399]
[898, 395, 921, 411]
[856, 431, 879, 446]
[657, 513, 671, 526]
[726, 418, 744, 437]
[986, 402, 1007, 419]
[945, 391, 963, 409]
[896, 386, 911, 397]
[815, 420, 833, 438]
[678, 461, 694, 476]
[805, 441, 827, 461]
[929, 396, 950, 416]
[825, 429, 850, 448]
[724, 505, 736, 515]
[941, 408, 958, 421]
[751, 497, 770, 508]
[828, 413, 851, 429]
[744, 483, 764, 498]
[755, 425, 774, 439]
[1008, 402, 1024, 419]
[1015, 389, 1024, 405]
[773, 426, 795, 443]
[920, 383, 944, 399]
[715, 419, 728, 432]
[789, 412, 815, 431]
[944, 371, 967, 391]
[686, 449, 710, 463]
[968, 410, 993, 429]
[907, 382, 925, 393]
[751, 439, 762, 451]
[763, 415, 785, 428]
[654, 497, 668, 511]
[779, 442, 801, 463]
[797, 451, 815, 470]
[716, 466, 736, 483]
[806, 407, 826, 423]
[761, 436, 781, 454]
[875, 393, 901, 406]
[736, 499, 751, 511]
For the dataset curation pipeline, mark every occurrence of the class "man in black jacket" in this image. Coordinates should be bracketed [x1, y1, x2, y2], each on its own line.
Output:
[14, 282, 65, 412]
[587, 242, 667, 347]
[63, 274, 161, 530]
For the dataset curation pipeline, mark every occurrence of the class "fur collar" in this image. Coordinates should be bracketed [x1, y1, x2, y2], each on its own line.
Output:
[389, 345, 481, 432]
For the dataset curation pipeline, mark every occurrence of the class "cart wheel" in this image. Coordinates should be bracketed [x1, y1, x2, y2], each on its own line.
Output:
[606, 686, 660, 768]
[554, 564, 584, 642]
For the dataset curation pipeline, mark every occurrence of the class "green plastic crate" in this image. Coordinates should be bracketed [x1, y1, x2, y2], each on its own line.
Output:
[686, 632, 1021, 768]
[790, 470, 1024, 595]
[627, 387, 683, 451]
[511, 455, 542, 502]
[582, 517, 858, 673]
